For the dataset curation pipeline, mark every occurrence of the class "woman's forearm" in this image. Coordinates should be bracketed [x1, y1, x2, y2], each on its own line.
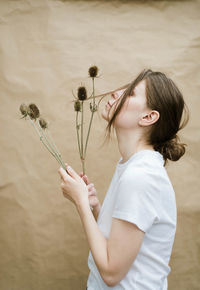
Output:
[76, 201, 109, 282]
[92, 203, 101, 221]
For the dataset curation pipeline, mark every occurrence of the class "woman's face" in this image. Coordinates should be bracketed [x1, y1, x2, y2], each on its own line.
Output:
[101, 80, 149, 130]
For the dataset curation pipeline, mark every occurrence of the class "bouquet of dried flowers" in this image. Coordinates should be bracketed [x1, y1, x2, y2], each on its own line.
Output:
[73, 65, 131, 174]
[19, 65, 130, 175]
[19, 103, 66, 170]
[73, 66, 99, 175]
[19, 66, 99, 175]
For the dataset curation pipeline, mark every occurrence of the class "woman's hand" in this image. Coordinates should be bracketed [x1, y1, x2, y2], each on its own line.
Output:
[79, 173, 100, 210]
[58, 164, 89, 208]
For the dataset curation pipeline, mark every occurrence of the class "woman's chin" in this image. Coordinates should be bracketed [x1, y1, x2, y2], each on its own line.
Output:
[101, 107, 110, 121]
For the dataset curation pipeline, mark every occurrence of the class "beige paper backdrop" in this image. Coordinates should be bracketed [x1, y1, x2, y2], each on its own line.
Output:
[0, 0, 199, 289]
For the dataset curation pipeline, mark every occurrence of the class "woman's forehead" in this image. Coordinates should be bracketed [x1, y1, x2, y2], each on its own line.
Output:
[133, 80, 146, 95]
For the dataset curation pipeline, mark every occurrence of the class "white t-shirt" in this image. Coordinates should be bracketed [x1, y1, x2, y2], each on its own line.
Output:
[87, 150, 177, 290]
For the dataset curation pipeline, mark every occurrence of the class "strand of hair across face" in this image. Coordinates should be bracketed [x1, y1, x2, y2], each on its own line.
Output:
[87, 83, 130, 100]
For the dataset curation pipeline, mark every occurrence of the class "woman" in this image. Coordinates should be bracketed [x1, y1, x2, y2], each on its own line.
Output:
[58, 69, 189, 289]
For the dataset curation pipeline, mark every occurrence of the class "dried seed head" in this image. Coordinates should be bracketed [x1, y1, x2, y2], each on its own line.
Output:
[90, 103, 98, 113]
[74, 100, 81, 112]
[20, 103, 28, 116]
[77, 86, 87, 101]
[88, 66, 98, 78]
[39, 118, 48, 129]
[28, 103, 40, 120]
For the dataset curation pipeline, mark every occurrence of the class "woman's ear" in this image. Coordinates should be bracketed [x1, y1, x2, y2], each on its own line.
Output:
[139, 110, 160, 127]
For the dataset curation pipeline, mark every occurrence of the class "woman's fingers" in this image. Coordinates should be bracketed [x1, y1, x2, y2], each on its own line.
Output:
[79, 173, 97, 197]
[87, 184, 96, 193]
[87, 183, 94, 189]
[58, 167, 69, 182]
[79, 172, 89, 183]
[88, 191, 97, 198]
[79, 173, 90, 185]
[88, 187, 97, 196]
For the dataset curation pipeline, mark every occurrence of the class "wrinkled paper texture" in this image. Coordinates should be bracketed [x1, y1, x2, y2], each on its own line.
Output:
[0, 0, 199, 289]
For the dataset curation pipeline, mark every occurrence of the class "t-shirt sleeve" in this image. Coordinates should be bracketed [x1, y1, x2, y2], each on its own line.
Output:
[112, 168, 160, 233]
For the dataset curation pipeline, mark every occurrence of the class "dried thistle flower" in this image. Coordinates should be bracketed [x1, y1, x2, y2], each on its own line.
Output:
[90, 103, 97, 112]
[77, 86, 87, 101]
[20, 103, 28, 117]
[39, 118, 48, 129]
[19, 103, 65, 169]
[73, 66, 100, 174]
[74, 100, 81, 112]
[28, 103, 40, 120]
[88, 66, 98, 78]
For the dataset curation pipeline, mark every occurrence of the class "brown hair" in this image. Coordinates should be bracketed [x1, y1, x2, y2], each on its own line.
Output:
[100, 69, 189, 166]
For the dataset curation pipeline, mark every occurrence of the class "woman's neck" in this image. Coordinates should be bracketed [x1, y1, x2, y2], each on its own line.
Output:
[115, 128, 154, 164]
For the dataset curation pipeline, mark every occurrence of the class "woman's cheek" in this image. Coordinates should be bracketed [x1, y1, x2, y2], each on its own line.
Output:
[115, 110, 139, 130]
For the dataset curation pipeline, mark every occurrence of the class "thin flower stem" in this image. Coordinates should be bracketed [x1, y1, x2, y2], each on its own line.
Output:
[84, 111, 94, 159]
[92, 77, 95, 106]
[42, 135, 65, 169]
[37, 120, 65, 164]
[84, 77, 95, 159]
[29, 117, 42, 138]
[46, 129, 62, 158]
[29, 118, 65, 169]
[40, 137, 61, 163]
[81, 101, 84, 158]
[29, 118, 58, 160]
[87, 83, 130, 100]
[76, 111, 82, 158]
[40, 129, 66, 170]
[81, 157, 85, 175]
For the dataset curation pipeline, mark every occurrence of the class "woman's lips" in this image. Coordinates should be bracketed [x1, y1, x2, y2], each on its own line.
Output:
[106, 101, 111, 109]
[106, 103, 111, 109]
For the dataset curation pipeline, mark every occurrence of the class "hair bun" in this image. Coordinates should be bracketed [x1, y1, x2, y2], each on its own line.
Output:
[154, 135, 186, 164]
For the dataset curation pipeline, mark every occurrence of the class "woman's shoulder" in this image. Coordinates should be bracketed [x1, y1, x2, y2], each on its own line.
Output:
[121, 159, 170, 187]
[120, 166, 152, 188]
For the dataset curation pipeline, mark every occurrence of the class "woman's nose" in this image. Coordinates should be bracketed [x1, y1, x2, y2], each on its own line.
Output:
[108, 92, 119, 106]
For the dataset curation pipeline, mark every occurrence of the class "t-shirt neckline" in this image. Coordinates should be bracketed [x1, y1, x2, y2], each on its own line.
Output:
[117, 149, 164, 168]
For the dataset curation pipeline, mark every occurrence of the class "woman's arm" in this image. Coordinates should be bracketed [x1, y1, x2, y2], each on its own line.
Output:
[79, 173, 101, 221]
[76, 201, 110, 282]
[58, 165, 144, 287]
[77, 201, 144, 287]
[92, 203, 101, 221]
